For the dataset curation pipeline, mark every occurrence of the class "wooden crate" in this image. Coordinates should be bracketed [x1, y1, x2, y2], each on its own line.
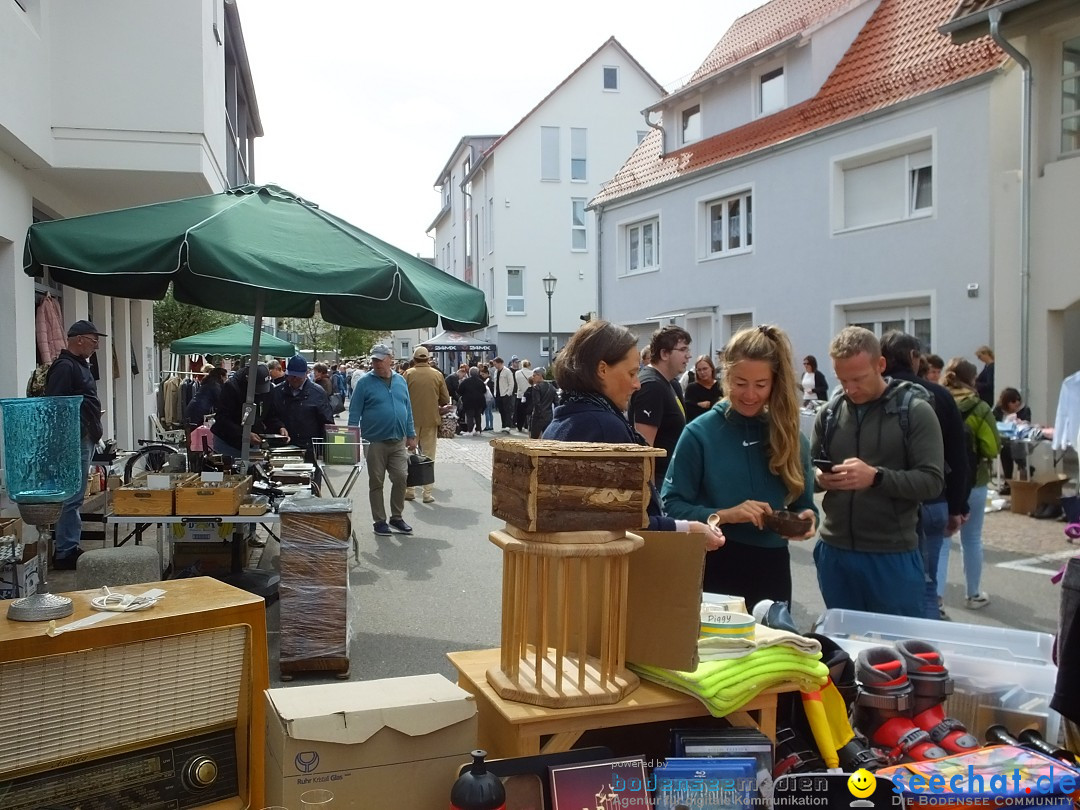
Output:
[113, 473, 197, 516]
[490, 439, 665, 533]
[175, 475, 253, 516]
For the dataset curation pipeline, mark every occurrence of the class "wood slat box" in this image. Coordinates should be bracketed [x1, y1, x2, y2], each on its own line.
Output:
[278, 498, 352, 678]
[113, 473, 197, 516]
[491, 440, 665, 533]
[174, 475, 253, 516]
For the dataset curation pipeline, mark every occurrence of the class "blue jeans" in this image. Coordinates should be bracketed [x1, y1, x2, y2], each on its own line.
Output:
[813, 539, 925, 618]
[918, 501, 949, 619]
[483, 401, 494, 431]
[938, 485, 987, 599]
[54, 437, 94, 559]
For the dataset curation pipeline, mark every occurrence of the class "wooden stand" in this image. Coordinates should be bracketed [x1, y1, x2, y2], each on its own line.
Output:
[486, 527, 643, 708]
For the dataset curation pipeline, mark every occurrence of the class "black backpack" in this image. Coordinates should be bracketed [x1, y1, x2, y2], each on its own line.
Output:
[958, 397, 989, 490]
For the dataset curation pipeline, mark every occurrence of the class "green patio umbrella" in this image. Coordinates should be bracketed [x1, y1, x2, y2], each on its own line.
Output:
[24, 184, 489, 462]
[170, 322, 296, 357]
[22, 183, 488, 332]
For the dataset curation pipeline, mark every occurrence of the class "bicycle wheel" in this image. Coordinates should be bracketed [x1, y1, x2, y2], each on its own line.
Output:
[124, 444, 184, 483]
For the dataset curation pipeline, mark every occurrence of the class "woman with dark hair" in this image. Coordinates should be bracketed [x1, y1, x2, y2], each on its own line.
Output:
[940, 357, 1000, 610]
[542, 320, 724, 545]
[185, 366, 227, 428]
[664, 325, 818, 609]
[684, 354, 722, 422]
[801, 355, 829, 404]
[993, 387, 1032, 494]
[975, 346, 995, 405]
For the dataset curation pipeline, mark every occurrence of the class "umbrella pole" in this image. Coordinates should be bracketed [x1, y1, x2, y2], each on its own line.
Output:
[240, 292, 265, 468]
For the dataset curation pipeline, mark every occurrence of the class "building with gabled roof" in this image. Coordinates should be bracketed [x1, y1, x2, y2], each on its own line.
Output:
[425, 37, 665, 368]
[591, 0, 1020, 410]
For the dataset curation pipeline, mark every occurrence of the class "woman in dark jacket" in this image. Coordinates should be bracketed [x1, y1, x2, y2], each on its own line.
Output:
[457, 366, 488, 435]
[684, 354, 722, 422]
[542, 319, 724, 546]
[186, 367, 227, 428]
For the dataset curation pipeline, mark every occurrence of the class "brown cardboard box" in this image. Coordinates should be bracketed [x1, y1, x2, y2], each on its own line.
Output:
[170, 540, 232, 578]
[1009, 473, 1068, 515]
[264, 674, 477, 809]
[0, 543, 40, 599]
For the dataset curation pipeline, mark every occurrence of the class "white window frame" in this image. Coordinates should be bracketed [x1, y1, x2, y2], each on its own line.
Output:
[571, 198, 587, 252]
[723, 311, 754, 340]
[754, 61, 786, 116]
[603, 65, 619, 92]
[540, 336, 557, 358]
[570, 128, 587, 182]
[541, 126, 560, 181]
[506, 266, 525, 315]
[680, 103, 701, 146]
[619, 214, 661, 277]
[441, 182, 450, 210]
[1061, 34, 1080, 156]
[486, 197, 494, 254]
[831, 133, 936, 234]
[838, 293, 934, 350]
[698, 186, 753, 259]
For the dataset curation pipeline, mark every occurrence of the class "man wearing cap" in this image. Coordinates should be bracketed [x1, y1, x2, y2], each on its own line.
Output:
[403, 347, 451, 503]
[210, 362, 273, 458]
[265, 356, 333, 466]
[45, 320, 106, 569]
[349, 344, 417, 535]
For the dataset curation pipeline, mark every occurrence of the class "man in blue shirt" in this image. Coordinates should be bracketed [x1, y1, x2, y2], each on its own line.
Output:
[349, 344, 417, 536]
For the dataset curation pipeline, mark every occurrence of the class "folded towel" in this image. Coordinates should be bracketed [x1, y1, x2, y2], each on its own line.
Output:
[698, 623, 822, 660]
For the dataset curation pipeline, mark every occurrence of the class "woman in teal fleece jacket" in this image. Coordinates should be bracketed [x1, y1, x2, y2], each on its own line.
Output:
[663, 324, 817, 609]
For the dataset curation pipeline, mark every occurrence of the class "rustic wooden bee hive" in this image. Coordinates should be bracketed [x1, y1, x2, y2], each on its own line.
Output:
[490, 439, 665, 533]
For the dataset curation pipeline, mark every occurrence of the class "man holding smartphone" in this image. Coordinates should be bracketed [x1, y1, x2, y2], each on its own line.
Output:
[811, 327, 944, 618]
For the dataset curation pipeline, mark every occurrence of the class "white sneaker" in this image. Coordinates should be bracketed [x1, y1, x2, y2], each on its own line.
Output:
[965, 592, 990, 609]
[404, 489, 415, 501]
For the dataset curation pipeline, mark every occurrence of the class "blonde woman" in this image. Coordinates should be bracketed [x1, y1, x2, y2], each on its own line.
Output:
[663, 324, 817, 608]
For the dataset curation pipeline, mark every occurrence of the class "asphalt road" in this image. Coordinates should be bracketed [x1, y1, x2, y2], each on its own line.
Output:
[259, 434, 1076, 688]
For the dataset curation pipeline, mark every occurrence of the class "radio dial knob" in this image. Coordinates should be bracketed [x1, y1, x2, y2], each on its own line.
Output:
[185, 756, 219, 789]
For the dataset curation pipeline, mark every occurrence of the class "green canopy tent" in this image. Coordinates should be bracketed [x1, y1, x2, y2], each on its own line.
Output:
[24, 184, 489, 463]
[170, 322, 296, 358]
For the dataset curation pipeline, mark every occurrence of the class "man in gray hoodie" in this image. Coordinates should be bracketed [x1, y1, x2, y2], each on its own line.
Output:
[811, 326, 944, 617]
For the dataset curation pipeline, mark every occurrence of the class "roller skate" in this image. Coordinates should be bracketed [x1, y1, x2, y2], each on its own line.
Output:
[854, 646, 948, 762]
[895, 640, 979, 755]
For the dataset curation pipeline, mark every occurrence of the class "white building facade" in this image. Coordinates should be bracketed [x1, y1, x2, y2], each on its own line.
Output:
[431, 38, 664, 366]
[0, 0, 260, 450]
[592, 0, 1013, 401]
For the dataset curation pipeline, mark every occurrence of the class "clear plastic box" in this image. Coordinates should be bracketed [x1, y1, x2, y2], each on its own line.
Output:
[813, 609, 1060, 742]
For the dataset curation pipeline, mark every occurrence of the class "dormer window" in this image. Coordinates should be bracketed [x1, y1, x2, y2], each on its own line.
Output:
[759, 67, 785, 115]
[681, 105, 701, 145]
[603, 65, 619, 91]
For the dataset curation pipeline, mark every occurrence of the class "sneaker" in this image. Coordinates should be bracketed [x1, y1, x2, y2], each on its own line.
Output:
[938, 607, 951, 620]
[423, 493, 435, 503]
[52, 547, 84, 570]
[388, 517, 413, 534]
[998, 482, 1011, 496]
[373, 521, 392, 536]
[965, 592, 990, 609]
[404, 489, 416, 501]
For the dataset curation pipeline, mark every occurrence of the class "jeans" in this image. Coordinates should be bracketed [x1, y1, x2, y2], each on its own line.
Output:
[365, 438, 409, 523]
[918, 501, 949, 619]
[938, 485, 987, 599]
[483, 401, 494, 430]
[54, 437, 94, 559]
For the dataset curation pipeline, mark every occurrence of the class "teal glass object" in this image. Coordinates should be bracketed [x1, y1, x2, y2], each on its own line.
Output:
[0, 396, 84, 503]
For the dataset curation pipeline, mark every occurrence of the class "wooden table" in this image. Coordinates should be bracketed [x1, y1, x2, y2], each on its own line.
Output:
[448, 648, 795, 759]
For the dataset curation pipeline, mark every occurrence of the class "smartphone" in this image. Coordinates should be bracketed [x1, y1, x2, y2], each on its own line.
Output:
[813, 459, 834, 473]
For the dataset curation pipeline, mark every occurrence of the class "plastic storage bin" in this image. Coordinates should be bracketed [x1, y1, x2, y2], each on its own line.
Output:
[813, 608, 1061, 742]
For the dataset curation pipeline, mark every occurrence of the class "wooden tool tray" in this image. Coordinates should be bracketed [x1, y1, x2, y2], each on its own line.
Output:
[113, 473, 197, 516]
[174, 475, 253, 516]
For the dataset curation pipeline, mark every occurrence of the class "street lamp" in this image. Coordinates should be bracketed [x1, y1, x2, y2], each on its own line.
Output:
[543, 273, 557, 365]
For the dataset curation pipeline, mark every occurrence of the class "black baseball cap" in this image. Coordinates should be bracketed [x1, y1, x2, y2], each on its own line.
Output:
[68, 320, 107, 338]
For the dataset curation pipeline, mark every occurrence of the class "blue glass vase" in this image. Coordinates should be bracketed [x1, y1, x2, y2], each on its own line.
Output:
[0, 396, 84, 504]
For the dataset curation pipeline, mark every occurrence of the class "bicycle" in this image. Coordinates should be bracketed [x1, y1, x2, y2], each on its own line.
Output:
[123, 439, 187, 483]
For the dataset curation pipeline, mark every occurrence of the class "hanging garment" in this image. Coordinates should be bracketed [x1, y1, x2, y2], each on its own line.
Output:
[34, 294, 66, 363]
[1052, 372, 1080, 451]
[162, 374, 184, 428]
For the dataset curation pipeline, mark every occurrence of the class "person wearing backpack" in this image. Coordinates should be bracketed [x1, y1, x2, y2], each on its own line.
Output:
[812, 327, 944, 618]
[940, 357, 1001, 610]
[880, 331, 972, 620]
[44, 320, 106, 570]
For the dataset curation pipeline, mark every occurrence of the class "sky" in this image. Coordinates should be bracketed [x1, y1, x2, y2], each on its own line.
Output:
[238, 0, 771, 258]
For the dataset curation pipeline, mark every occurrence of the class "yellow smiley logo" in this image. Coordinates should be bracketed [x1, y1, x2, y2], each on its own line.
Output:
[848, 768, 877, 799]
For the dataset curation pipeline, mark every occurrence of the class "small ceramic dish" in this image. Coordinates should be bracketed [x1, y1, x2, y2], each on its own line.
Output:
[699, 610, 756, 639]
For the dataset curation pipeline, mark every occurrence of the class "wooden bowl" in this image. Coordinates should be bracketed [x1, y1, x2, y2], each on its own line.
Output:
[763, 510, 812, 537]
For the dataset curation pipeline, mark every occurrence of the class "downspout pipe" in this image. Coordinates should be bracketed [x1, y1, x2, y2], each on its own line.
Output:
[988, 8, 1032, 401]
[595, 205, 604, 319]
[643, 109, 666, 156]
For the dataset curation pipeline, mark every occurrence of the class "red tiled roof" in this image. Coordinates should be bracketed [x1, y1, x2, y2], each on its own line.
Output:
[691, 0, 859, 82]
[940, 0, 1044, 34]
[593, 0, 1007, 206]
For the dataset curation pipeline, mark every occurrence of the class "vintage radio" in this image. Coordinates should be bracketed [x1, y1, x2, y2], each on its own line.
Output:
[0, 576, 268, 809]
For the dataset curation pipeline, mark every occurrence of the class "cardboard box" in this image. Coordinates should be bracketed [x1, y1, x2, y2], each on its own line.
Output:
[0, 543, 40, 599]
[170, 520, 236, 544]
[1010, 473, 1068, 515]
[0, 517, 23, 543]
[170, 540, 233, 578]
[264, 674, 477, 809]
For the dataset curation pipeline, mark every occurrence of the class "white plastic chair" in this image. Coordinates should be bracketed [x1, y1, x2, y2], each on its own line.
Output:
[149, 413, 185, 445]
